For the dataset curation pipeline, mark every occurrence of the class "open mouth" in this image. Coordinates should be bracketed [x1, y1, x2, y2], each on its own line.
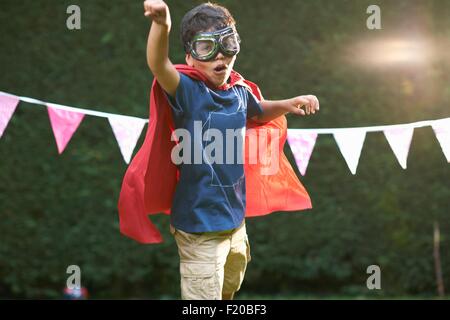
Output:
[213, 64, 227, 73]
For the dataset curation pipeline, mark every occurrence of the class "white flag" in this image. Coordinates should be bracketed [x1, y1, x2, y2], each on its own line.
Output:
[432, 119, 450, 163]
[333, 129, 366, 175]
[108, 115, 146, 164]
[383, 127, 414, 169]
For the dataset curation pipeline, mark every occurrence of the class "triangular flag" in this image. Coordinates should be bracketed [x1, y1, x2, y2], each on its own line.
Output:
[432, 119, 450, 163]
[333, 129, 366, 175]
[383, 126, 414, 169]
[47, 104, 85, 154]
[286, 130, 318, 176]
[108, 115, 146, 164]
[0, 95, 20, 138]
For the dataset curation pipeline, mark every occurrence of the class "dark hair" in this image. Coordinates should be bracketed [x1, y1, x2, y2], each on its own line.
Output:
[181, 2, 236, 52]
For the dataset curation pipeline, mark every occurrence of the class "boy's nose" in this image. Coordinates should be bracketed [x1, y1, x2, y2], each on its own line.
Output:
[215, 51, 225, 60]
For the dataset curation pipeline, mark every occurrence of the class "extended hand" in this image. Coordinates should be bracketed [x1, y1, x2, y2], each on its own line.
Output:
[288, 95, 320, 116]
[143, 0, 170, 26]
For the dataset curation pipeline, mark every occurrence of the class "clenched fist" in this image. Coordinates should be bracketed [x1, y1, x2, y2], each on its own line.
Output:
[143, 0, 171, 27]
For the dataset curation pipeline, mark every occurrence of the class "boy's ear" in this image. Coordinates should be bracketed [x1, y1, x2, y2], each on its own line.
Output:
[185, 54, 194, 67]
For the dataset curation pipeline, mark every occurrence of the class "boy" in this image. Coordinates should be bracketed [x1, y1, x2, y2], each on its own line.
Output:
[141, 0, 319, 300]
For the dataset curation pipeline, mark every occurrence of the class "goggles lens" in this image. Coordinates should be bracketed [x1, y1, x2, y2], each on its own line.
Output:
[189, 26, 241, 61]
[193, 39, 216, 58]
[221, 33, 240, 53]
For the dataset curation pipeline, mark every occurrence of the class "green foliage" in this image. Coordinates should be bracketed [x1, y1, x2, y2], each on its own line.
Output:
[0, 0, 449, 298]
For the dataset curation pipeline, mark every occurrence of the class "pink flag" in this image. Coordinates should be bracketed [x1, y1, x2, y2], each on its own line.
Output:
[0, 95, 20, 138]
[108, 115, 146, 164]
[383, 127, 414, 169]
[333, 129, 366, 175]
[47, 104, 85, 154]
[286, 130, 318, 176]
[432, 119, 450, 163]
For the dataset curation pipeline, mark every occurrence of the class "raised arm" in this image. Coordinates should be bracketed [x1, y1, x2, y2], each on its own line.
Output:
[143, 0, 179, 97]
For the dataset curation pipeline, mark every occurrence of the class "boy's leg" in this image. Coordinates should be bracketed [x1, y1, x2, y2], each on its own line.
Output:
[222, 221, 251, 300]
[170, 224, 232, 300]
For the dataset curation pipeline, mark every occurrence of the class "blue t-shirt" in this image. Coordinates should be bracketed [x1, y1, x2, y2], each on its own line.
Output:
[165, 72, 263, 233]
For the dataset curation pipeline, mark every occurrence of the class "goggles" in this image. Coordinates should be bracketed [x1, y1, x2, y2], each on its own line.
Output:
[185, 26, 241, 61]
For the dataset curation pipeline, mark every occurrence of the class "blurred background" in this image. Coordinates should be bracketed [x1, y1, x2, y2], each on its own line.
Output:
[0, 0, 449, 299]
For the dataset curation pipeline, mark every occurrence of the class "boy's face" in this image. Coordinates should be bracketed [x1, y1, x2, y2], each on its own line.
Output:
[185, 26, 240, 88]
[186, 52, 237, 88]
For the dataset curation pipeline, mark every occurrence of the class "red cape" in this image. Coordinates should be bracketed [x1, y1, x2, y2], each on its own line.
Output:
[118, 65, 312, 244]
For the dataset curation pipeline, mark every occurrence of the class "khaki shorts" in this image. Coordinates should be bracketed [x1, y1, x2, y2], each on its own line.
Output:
[170, 221, 251, 300]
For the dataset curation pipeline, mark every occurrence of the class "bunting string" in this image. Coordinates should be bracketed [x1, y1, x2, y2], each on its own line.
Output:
[1, 90, 449, 173]
[0, 90, 147, 122]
